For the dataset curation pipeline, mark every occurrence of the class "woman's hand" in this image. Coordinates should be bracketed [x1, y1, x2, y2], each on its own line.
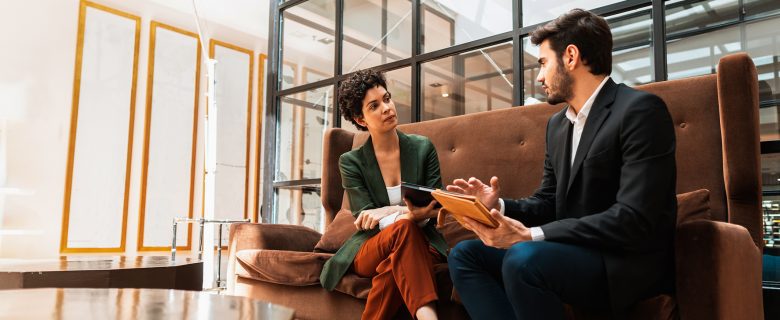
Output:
[354, 206, 400, 231]
[400, 199, 439, 222]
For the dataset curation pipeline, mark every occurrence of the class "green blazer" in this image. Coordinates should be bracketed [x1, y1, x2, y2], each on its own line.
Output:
[320, 130, 449, 291]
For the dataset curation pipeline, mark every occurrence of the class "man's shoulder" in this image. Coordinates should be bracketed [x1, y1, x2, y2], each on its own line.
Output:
[613, 84, 666, 110]
[548, 105, 570, 126]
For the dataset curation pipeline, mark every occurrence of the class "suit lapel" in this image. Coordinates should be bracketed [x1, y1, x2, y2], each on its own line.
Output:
[398, 131, 417, 185]
[567, 79, 618, 192]
[558, 120, 573, 193]
[360, 137, 390, 206]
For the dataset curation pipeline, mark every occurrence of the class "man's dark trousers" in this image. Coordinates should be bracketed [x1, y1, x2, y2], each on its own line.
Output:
[448, 239, 611, 320]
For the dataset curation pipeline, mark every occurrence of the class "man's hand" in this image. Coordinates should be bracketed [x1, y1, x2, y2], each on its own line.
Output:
[446, 176, 501, 210]
[401, 198, 439, 222]
[463, 209, 531, 248]
[354, 206, 398, 231]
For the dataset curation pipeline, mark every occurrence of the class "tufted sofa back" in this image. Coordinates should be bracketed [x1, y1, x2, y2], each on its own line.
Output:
[321, 53, 761, 247]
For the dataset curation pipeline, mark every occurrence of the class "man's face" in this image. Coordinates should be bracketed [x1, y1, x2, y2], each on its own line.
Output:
[536, 40, 574, 105]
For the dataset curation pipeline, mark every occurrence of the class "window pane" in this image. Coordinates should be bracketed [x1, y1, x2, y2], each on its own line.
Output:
[667, 15, 780, 86]
[421, 0, 512, 53]
[609, 7, 653, 86]
[666, 25, 740, 80]
[342, 0, 412, 73]
[276, 186, 323, 232]
[281, 0, 335, 90]
[746, 17, 780, 104]
[277, 86, 334, 181]
[421, 42, 513, 120]
[762, 153, 780, 285]
[522, 38, 544, 105]
[386, 67, 413, 125]
[745, 0, 780, 20]
[522, 0, 622, 27]
[665, 0, 739, 38]
[761, 105, 780, 142]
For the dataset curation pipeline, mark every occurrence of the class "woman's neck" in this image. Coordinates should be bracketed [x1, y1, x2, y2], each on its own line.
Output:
[371, 129, 399, 153]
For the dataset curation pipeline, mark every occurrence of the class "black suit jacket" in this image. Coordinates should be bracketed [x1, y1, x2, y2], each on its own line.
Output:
[504, 79, 677, 313]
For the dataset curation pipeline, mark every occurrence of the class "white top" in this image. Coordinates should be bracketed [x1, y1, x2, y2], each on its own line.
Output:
[387, 184, 402, 205]
[378, 184, 428, 230]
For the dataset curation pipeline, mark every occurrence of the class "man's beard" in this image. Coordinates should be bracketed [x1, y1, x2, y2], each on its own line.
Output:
[545, 63, 574, 105]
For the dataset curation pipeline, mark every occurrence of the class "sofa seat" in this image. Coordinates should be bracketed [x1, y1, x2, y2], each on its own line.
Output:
[236, 248, 457, 301]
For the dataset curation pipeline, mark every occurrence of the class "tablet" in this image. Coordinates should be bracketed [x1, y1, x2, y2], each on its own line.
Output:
[401, 182, 442, 208]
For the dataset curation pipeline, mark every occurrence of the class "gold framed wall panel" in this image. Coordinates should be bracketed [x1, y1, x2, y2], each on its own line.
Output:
[60, 0, 140, 253]
[137, 21, 201, 252]
[206, 39, 254, 228]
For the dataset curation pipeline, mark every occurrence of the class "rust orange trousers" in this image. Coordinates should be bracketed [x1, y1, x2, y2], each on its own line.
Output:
[352, 219, 443, 320]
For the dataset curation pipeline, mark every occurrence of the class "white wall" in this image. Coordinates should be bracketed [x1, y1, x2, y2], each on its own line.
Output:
[0, 0, 269, 258]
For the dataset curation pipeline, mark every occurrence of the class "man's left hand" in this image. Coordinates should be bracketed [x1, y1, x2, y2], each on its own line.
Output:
[463, 209, 531, 248]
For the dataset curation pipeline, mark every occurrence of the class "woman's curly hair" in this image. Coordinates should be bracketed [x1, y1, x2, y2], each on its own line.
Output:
[338, 69, 388, 131]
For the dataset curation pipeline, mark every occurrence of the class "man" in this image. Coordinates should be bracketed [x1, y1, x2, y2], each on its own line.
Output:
[446, 9, 677, 319]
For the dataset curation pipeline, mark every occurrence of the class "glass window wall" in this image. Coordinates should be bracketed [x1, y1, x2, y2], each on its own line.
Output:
[421, 0, 513, 53]
[281, 0, 336, 90]
[521, 0, 623, 27]
[421, 42, 513, 120]
[342, 0, 412, 73]
[277, 86, 333, 182]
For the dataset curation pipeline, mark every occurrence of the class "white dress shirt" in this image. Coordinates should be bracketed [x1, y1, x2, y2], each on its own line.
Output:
[499, 76, 611, 241]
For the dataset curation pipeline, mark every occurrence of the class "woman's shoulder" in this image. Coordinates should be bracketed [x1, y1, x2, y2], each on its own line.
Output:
[339, 147, 362, 162]
[401, 132, 434, 146]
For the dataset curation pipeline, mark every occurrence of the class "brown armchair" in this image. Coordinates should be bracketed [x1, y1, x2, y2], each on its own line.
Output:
[227, 53, 763, 319]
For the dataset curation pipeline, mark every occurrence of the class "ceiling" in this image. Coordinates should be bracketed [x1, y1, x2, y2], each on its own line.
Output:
[149, 0, 270, 39]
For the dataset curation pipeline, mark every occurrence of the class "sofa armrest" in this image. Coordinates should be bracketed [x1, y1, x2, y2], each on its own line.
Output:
[226, 223, 323, 294]
[228, 222, 322, 253]
[676, 220, 763, 320]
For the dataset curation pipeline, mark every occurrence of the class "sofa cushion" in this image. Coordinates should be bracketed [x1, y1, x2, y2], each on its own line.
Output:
[676, 189, 711, 225]
[236, 249, 333, 286]
[314, 208, 357, 253]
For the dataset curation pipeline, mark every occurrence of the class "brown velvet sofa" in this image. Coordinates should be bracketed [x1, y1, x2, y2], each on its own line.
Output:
[227, 53, 764, 320]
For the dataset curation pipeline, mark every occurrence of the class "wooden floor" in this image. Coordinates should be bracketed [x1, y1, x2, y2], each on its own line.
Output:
[0, 255, 202, 290]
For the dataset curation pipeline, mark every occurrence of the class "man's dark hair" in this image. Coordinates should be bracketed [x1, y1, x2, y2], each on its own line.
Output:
[530, 9, 612, 76]
[338, 69, 388, 131]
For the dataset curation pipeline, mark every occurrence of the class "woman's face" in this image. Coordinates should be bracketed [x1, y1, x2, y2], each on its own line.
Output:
[355, 85, 397, 133]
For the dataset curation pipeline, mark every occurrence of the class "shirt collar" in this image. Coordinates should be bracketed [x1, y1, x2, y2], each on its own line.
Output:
[565, 76, 611, 124]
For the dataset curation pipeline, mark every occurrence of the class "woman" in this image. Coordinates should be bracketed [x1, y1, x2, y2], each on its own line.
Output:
[319, 69, 448, 320]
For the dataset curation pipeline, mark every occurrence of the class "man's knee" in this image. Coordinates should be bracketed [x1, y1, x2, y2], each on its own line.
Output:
[502, 242, 546, 284]
[449, 239, 484, 266]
